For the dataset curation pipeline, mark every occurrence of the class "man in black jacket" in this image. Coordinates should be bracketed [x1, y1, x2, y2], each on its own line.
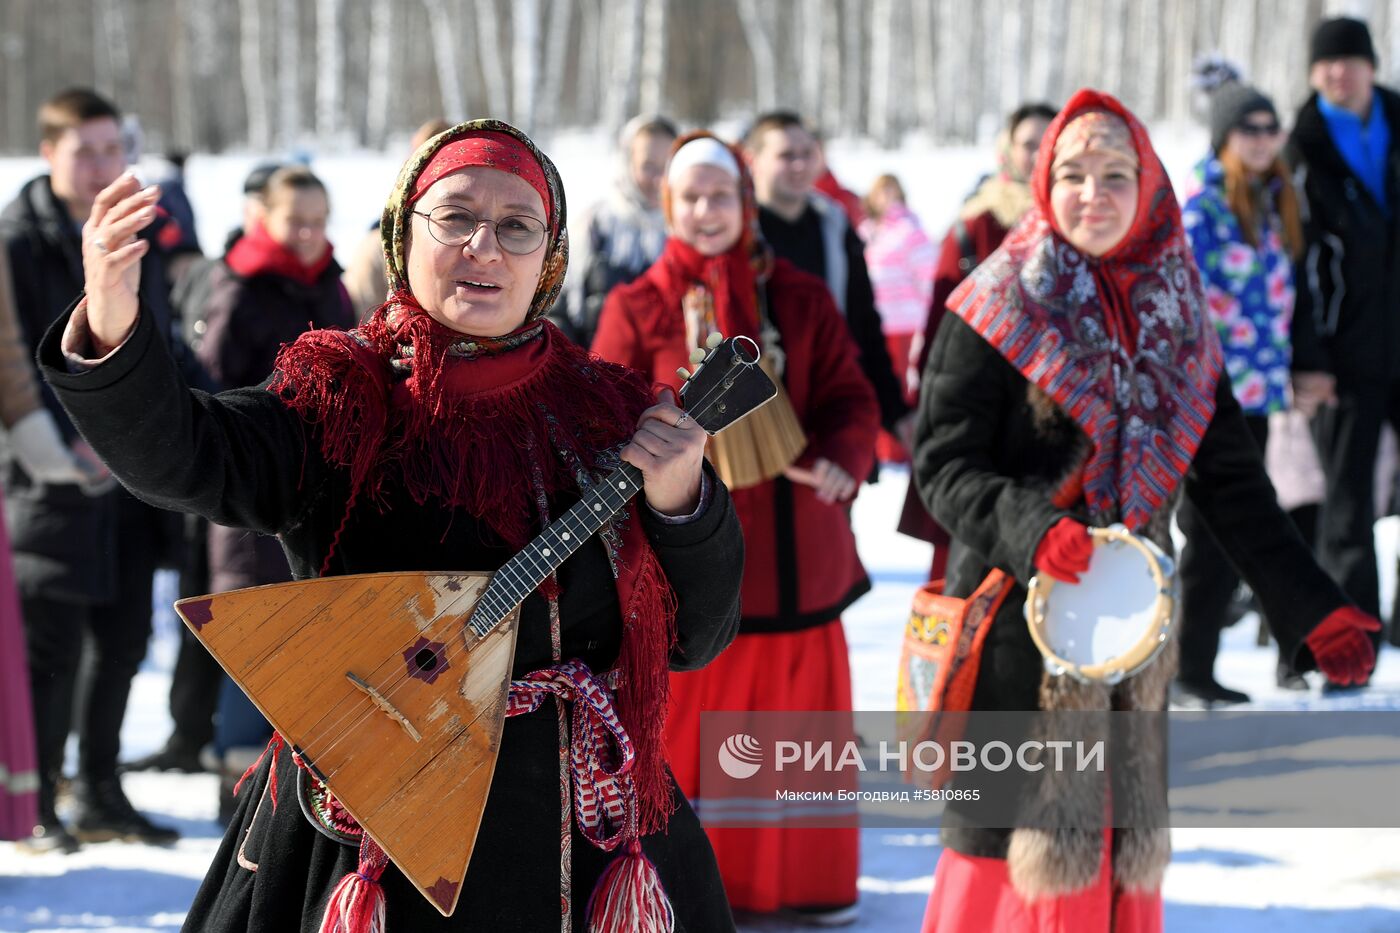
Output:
[0, 88, 200, 850]
[744, 112, 915, 462]
[1287, 17, 1400, 670]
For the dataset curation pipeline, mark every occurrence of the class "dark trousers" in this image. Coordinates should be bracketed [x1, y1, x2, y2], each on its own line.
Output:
[22, 536, 157, 796]
[168, 514, 221, 749]
[1177, 414, 1270, 683]
[1312, 381, 1400, 647]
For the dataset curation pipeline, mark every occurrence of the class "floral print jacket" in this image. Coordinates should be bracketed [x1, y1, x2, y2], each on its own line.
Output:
[1181, 155, 1294, 415]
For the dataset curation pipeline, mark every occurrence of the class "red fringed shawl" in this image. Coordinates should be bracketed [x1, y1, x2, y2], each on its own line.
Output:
[267, 294, 678, 836]
[947, 89, 1223, 531]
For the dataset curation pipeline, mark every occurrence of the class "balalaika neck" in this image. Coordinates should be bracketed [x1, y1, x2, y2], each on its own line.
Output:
[467, 462, 645, 637]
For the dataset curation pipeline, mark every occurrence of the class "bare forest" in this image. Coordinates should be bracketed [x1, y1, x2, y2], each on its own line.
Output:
[3, 0, 1400, 154]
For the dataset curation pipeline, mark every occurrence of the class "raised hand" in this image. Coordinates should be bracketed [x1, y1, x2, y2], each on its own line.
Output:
[620, 386, 707, 516]
[82, 172, 161, 355]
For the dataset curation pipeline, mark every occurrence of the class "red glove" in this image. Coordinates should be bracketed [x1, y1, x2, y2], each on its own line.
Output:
[1033, 518, 1094, 584]
[1304, 606, 1381, 685]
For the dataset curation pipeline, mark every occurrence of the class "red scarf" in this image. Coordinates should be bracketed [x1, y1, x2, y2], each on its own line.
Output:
[226, 220, 334, 287]
[646, 237, 761, 341]
[267, 296, 678, 836]
[947, 89, 1223, 531]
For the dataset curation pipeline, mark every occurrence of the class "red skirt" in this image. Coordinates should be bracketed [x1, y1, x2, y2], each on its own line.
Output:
[921, 831, 1163, 933]
[665, 619, 860, 912]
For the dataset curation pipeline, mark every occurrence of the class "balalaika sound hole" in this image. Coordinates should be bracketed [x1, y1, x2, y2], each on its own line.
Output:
[403, 636, 450, 685]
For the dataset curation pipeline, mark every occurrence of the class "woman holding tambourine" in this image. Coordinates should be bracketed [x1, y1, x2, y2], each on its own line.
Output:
[911, 89, 1379, 933]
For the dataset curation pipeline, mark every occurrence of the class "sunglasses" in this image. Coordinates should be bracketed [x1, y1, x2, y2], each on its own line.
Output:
[1236, 121, 1282, 138]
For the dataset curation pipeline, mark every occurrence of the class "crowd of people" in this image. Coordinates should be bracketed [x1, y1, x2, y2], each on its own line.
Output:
[0, 13, 1397, 933]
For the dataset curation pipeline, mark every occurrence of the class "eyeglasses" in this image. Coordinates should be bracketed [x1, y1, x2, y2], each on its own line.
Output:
[1236, 122, 1282, 138]
[411, 205, 547, 255]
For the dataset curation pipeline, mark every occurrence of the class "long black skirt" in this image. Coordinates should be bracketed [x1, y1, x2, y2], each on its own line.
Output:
[182, 707, 735, 931]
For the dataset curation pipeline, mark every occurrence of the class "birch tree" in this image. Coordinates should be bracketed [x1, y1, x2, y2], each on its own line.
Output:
[820, 0, 842, 130]
[841, 0, 863, 130]
[276, 0, 300, 145]
[639, 0, 667, 115]
[911, 0, 937, 132]
[868, 0, 895, 143]
[512, 0, 541, 132]
[602, 0, 643, 134]
[536, 0, 574, 135]
[472, 0, 511, 119]
[420, 0, 465, 121]
[315, 0, 344, 140]
[364, 0, 394, 148]
[240, 0, 272, 149]
[737, 0, 778, 112]
[799, 0, 824, 122]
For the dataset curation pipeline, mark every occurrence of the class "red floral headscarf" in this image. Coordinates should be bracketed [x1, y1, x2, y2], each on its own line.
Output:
[948, 88, 1223, 531]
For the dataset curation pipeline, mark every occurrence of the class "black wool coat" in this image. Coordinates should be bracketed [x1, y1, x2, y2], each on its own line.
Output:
[1287, 86, 1400, 384]
[913, 313, 1349, 860]
[39, 304, 744, 931]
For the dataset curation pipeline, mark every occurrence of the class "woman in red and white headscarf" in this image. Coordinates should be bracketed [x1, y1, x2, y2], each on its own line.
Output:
[42, 120, 746, 932]
[912, 89, 1378, 932]
[594, 132, 880, 926]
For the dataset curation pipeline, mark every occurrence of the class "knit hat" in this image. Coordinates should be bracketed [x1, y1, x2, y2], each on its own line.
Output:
[1310, 17, 1377, 66]
[242, 162, 283, 196]
[1209, 82, 1277, 153]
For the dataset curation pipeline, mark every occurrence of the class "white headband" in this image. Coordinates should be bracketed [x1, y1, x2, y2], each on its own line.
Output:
[667, 138, 741, 185]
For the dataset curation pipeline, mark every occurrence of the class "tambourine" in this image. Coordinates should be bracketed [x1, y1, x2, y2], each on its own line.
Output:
[1024, 524, 1176, 685]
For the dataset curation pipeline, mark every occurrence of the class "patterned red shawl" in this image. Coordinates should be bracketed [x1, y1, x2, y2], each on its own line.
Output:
[947, 88, 1223, 530]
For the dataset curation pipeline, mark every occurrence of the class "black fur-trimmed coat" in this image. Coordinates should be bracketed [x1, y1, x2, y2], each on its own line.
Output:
[912, 313, 1348, 896]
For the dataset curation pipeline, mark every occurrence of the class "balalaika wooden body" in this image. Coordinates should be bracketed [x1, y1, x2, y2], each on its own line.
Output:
[173, 335, 776, 916]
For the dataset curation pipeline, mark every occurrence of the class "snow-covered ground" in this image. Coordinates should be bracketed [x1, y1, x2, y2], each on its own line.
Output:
[5, 134, 1400, 930]
[4, 473, 1400, 932]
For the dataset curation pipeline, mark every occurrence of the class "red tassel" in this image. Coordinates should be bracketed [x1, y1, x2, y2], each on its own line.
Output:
[586, 839, 675, 933]
[233, 732, 285, 808]
[319, 835, 389, 933]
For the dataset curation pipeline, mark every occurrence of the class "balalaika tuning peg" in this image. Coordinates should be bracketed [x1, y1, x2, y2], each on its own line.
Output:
[676, 366, 692, 381]
[705, 331, 724, 349]
[688, 347, 707, 364]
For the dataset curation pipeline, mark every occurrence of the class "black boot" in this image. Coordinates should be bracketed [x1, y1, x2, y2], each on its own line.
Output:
[1173, 677, 1250, 708]
[71, 774, 180, 845]
[118, 734, 206, 774]
[1276, 660, 1309, 691]
[16, 781, 80, 855]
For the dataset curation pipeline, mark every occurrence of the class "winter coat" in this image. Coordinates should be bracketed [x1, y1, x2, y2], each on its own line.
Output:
[1182, 155, 1295, 415]
[0, 249, 40, 429]
[341, 222, 388, 321]
[37, 303, 745, 931]
[1286, 86, 1400, 384]
[550, 177, 668, 347]
[859, 203, 937, 336]
[759, 199, 910, 433]
[901, 194, 1018, 544]
[914, 313, 1350, 864]
[196, 252, 354, 593]
[0, 175, 210, 602]
[594, 257, 879, 632]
